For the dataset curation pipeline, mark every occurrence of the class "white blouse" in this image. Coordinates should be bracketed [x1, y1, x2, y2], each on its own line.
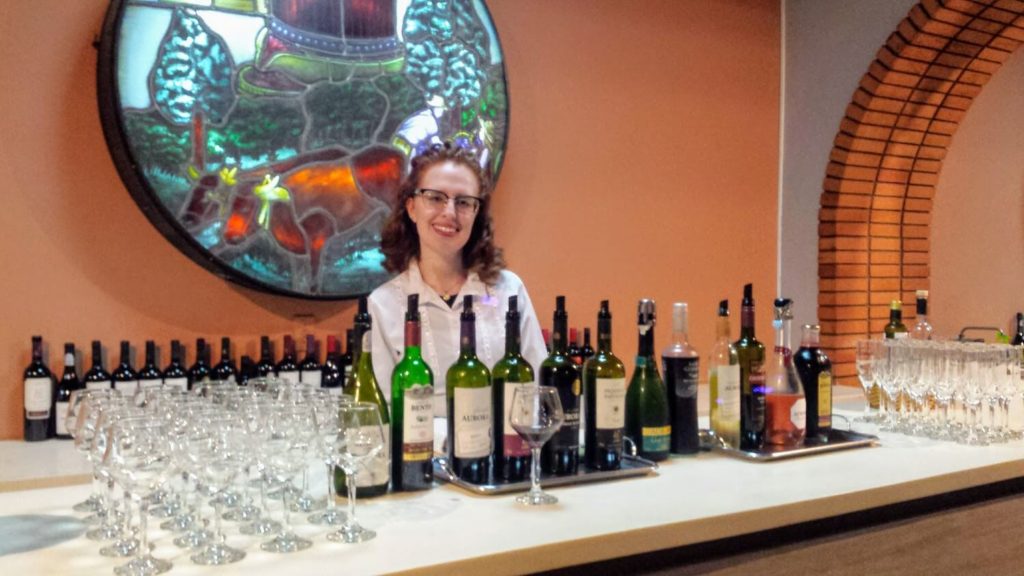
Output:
[368, 260, 548, 417]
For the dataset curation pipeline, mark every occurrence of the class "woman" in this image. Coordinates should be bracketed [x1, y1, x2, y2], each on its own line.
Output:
[368, 142, 547, 416]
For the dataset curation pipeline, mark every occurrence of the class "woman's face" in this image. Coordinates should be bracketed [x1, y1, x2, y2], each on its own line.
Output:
[406, 160, 481, 265]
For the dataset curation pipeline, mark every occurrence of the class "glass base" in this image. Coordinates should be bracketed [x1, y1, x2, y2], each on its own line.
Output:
[148, 501, 180, 519]
[260, 531, 313, 553]
[308, 508, 346, 526]
[160, 512, 195, 532]
[173, 528, 214, 549]
[515, 490, 558, 506]
[73, 494, 103, 513]
[239, 518, 282, 536]
[223, 504, 261, 522]
[326, 524, 376, 543]
[290, 494, 327, 513]
[85, 524, 121, 542]
[101, 538, 142, 558]
[191, 542, 246, 565]
[114, 554, 172, 576]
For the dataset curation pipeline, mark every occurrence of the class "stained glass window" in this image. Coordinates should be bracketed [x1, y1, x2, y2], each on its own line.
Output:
[97, 0, 509, 299]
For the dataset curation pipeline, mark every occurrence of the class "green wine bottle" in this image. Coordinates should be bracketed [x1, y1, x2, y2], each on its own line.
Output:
[625, 299, 670, 461]
[584, 300, 626, 471]
[736, 283, 766, 451]
[540, 295, 581, 475]
[492, 295, 534, 481]
[446, 295, 492, 484]
[883, 300, 909, 339]
[391, 294, 434, 492]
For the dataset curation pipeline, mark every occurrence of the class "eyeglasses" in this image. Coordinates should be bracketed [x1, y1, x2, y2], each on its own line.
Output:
[415, 188, 481, 216]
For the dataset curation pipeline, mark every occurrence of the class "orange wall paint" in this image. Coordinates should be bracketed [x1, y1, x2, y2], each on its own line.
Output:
[0, 0, 780, 439]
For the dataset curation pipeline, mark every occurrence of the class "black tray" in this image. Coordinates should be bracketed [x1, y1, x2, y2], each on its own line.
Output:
[709, 428, 880, 462]
[433, 455, 659, 495]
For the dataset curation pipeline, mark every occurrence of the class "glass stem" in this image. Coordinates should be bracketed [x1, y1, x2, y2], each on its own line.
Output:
[325, 464, 337, 512]
[282, 481, 292, 531]
[530, 447, 542, 496]
[346, 470, 358, 529]
[214, 498, 224, 543]
[123, 490, 133, 539]
[138, 499, 149, 561]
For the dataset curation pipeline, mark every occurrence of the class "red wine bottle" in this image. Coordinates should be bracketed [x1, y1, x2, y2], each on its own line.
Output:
[568, 328, 583, 367]
[736, 283, 766, 451]
[794, 324, 832, 443]
[276, 335, 300, 384]
[238, 355, 257, 386]
[446, 295, 492, 484]
[212, 337, 237, 382]
[584, 301, 626, 471]
[24, 336, 54, 441]
[541, 296, 581, 476]
[138, 340, 163, 390]
[322, 335, 344, 393]
[83, 340, 112, 390]
[341, 329, 355, 381]
[162, 340, 188, 392]
[581, 327, 595, 361]
[392, 294, 435, 491]
[55, 343, 81, 440]
[257, 336, 275, 377]
[663, 303, 700, 455]
[492, 295, 533, 481]
[187, 338, 211, 389]
[111, 341, 139, 393]
[299, 334, 322, 386]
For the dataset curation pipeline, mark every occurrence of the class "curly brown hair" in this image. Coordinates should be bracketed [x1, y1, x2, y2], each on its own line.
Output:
[380, 142, 505, 284]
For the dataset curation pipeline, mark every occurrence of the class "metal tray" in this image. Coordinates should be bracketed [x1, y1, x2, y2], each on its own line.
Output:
[710, 428, 879, 462]
[434, 455, 659, 495]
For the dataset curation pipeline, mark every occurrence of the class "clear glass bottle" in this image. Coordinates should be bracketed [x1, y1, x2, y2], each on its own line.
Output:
[764, 298, 806, 448]
[912, 290, 933, 340]
[663, 302, 699, 454]
[708, 300, 741, 448]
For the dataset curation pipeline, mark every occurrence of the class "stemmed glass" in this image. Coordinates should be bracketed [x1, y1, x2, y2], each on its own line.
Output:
[510, 385, 565, 506]
[327, 402, 385, 543]
[67, 389, 118, 514]
[188, 411, 248, 565]
[260, 403, 316, 553]
[309, 393, 353, 526]
[854, 341, 880, 423]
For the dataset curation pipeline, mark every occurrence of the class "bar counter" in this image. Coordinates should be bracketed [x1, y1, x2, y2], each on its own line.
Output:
[2, 400, 1023, 574]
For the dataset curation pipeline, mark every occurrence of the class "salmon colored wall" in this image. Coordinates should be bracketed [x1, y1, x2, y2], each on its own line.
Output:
[0, 0, 780, 439]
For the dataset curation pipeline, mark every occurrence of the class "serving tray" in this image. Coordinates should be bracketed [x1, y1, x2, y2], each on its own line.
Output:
[709, 428, 880, 462]
[433, 455, 659, 495]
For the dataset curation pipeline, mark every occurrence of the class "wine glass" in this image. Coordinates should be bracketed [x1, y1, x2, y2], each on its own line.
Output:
[68, 389, 121, 515]
[260, 403, 316, 553]
[309, 393, 353, 526]
[187, 411, 248, 565]
[327, 402, 385, 544]
[854, 340, 879, 423]
[510, 385, 565, 506]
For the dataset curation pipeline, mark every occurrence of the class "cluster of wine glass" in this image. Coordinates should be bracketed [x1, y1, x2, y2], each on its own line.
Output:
[66, 379, 385, 575]
[855, 339, 1024, 445]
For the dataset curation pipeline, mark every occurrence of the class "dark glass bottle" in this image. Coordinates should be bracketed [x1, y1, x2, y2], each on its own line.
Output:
[321, 335, 344, 393]
[625, 299, 671, 461]
[581, 327, 595, 362]
[188, 338, 211, 390]
[111, 341, 139, 393]
[391, 294, 435, 491]
[256, 336, 275, 377]
[83, 340, 112, 391]
[884, 300, 908, 340]
[584, 301, 626, 471]
[1013, 313, 1024, 346]
[567, 328, 584, 367]
[138, 341, 163, 389]
[492, 295, 534, 482]
[276, 335, 300, 384]
[24, 336, 54, 441]
[212, 337, 237, 382]
[736, 283, 766, 451]
[238, 356, 257, 386]
[162, 340, 189, 391]
[446, 295, 492, 484]
[540, 296, 581, 475]
[55, 343, 81, 440]
[663, 302, 700, 455]
[794, 324, 832, 444]
[341, 329, 355, 382]
[299, 335, 322, 386]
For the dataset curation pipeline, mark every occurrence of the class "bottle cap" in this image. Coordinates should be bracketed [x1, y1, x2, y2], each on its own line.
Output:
[672, 302, 688, 333]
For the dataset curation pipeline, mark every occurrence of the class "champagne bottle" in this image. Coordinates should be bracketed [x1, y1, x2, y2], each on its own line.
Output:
[492, 295, 534, 481]
[795, 324, 832, 443]
[663, 302, 699, 455]
[276, 335, 300, 384]
[111, 341, 139, 393]
[446, 295, 492, 484]
[163, 340, 189, 391]
[584, 300, 626, 471]
[764, 298, 806, 449]
[24, 336, 54, 442]
[55, 343, 81, 439]
[340, 296, 390, 497]
[212, 337, 237, 382]
[83, 340, 112, 391]
[256, 336, 275, 377]
[188, 338, 211, 389]
[299, 334, 322, 386]
[540, 296, 581, 475]
[736, 283, 766, 451]
[625, 299, 670, 461]
[391, 294, 435, 491]
[321, 335, 344, 394]
[884, 300, 908, 339]
[708, 300, 741, 448]
[912, 290, 933, 340]
[138, 340, 163, 389]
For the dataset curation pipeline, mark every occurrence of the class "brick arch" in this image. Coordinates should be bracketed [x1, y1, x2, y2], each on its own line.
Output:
[818, 0, 1024, 383]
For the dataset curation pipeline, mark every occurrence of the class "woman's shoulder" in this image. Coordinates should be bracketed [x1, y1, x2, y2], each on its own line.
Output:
[492, 269, 527, 294]
[368, 270, 409, 304]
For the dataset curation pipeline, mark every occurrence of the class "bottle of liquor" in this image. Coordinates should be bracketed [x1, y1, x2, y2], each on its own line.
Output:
[55, 343, 81, 439]
[736, 283, 766, 451]
[884, 300, 909, 339]
[764, 298, 806, 449]
[541, 329, 551, 353]
[138, 341, 163, 389]
[321, 335, 344, 394]
[446, 295, 492, 484]
[795, 324, 832, 444]
[24, 336, 54, 441]
[83, 340, 112, 391]
[540, 296, 581, 475]
[163, 340, 188, 392]
[188, 338, 211, 389]
[238, 356, 257, 386]
[256, 336, 275, 377]
[708, 300, 741, 448]
[276, 335, 300, 384]
[584, 300, 626, 471]
[581, 327, 596, 362]
[391, 294, 435, 491]
[212, 337, 237, 383]
[111, 341, 139, 394]
[625, 299, 670, 461]
[341, 296, 391, 497]
[492, 295, 534, 482]
[567, 328, 584, 367]
[663, 302, 700, 455]
[912, 290, 933, 340]
[299, 335, 322, 386]
[1012, 313, 1024, 346]
[341, 329, 355, 381]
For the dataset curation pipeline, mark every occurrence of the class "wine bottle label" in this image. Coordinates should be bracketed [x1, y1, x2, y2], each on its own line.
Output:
[114, 380, 139, 393]
[503, 383, 531, 457]
[641, 426, 670, 453]
[818, 372, 832, 428]
[278, 370, 299, 384]
[665, 357, 699, 398]
[714, 364, 741, 422]
[139, 379, 162, 389]
[595, 377, 626, 430]
[749, 366, 766, 429]
[24, 378, 51, 418]
[55, 401, 70, 436]
[453, 386, 492, 458]
[164, 377, 188, 392]
[86, 380, 111, 391]
[300, 371, 322, 387]
[403, 386, 435, 462]
[356, 426, 390, 487]
[790, 398, 807, 429]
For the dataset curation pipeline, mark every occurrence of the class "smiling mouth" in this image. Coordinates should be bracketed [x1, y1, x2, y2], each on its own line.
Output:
[432, 223, 460, 237]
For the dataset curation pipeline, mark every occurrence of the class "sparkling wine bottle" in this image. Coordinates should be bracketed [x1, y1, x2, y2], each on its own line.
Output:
[663, 302, 699, 455]
[540, 296, 580, 475]
[736, 283, 766, 451]
[446, 295, 492, 484]
[111, 341, 139, 394]
[764, 298, 806, 449]
[795, 324, 832, 443]
[55, 343, 80, 439]
[708, 300, 741, 448]
[492, 295, 534, 482]
[391, 294, 435, 491]
[138, 340, 163, 389]
[584, 301, 626, 471]
[83, 340, 112, 391]
[625, 299, 670, 461]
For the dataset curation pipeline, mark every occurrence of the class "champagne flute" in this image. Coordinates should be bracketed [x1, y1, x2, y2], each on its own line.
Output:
[327, 402, 385, 543]
[854, 340, 879, 423]
[510, 385, 564, 506]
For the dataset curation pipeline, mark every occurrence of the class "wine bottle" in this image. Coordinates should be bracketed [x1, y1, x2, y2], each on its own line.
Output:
[581, 327, 595, 362]
[257, 336, 275, 377]
[446, 295, 492, 484]
[625, 299, 670, 461]
[584, 300, 626, 471]
[162, 340, 188, 392]
[24, 336, 54, 441]
[340, 296, 391, 497]
[55, 343, 81, 440]
[238, 355, 257, 386]
[212, 337, 237, 383]
[708, 300, 741, 449]
[299, 334, 322, 386]
[540, 296, 581, 475]
[391, 294, 435, 491]
[912, 290, 933, 340]
[764, 298, 806, 449]
[111, 341, 139, 394]
[663, 302, 699, 455]
[276, 335, 300, 384]
[341, 329, 355, 381]
[492, 295, 534, 482]
[736, 283, 766, 451]
[138, 340, 163, 389]
[795, 324, 832, 443]
[321, 335, 344, 394]
[884, 300, 909, 339]
[83, 340, 112, 391]
[188, 338, 211, 389]
[567, 328, 583, 367]
[1012, 313, 1024, 346]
